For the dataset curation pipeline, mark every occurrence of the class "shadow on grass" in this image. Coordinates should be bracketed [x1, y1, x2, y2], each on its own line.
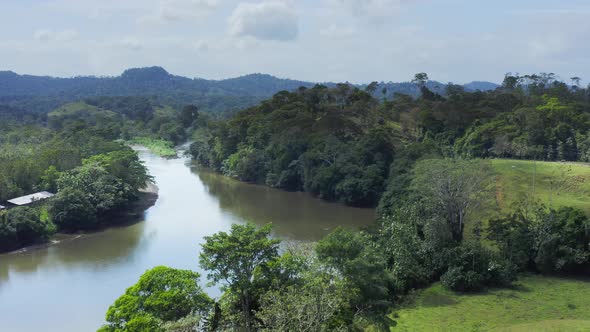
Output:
[420, 292, 458, 307]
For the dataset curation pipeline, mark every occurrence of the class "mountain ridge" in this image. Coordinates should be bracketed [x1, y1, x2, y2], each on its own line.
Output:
[0, 66, 500, 114]
[0, 66, 499, 97]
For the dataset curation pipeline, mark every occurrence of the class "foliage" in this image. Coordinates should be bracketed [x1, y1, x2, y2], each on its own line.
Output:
[0, 206, 54, 252]
[316, 228, 392, 312]
[100, 266, 212, 332]
[189, 85, 396, 207]
[256, 261, 350, 332]
[48, 187, 97, 231]
[440, 241, 516, 292]
[129, 137, 177, 158]
[411, 158, 495, 241]
[84, 148, 152, 191]
[199, 223, 280, 330]
[488, 203, 590, 274]
[57, 163, 132, 214]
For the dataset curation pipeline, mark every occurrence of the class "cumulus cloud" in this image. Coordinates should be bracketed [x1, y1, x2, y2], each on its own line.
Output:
[34, 29, 78, 42]
[229, 1, 298, 41]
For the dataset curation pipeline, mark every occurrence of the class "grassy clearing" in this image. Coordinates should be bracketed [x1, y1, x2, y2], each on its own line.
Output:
[129, 137, 177, 158]
[389, 275, 590, 332]
[464, 159, 590, 236]
[491, 159, 590, 215]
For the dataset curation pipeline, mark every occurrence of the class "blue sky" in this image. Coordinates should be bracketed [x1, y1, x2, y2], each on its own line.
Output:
[0, 0, 588, 84]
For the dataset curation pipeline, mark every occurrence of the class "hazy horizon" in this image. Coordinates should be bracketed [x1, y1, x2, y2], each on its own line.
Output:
[0, 65, 505, 85]
[1, 0, 588, 85]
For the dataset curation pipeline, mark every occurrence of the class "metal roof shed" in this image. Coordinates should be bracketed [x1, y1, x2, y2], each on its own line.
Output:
[7, 191, 55, 206]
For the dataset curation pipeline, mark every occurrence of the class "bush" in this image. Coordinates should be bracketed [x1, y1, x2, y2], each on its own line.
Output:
[441, 267, 483, 292]
[440, 242, 516, 292]
[49, 188, 98, 231]
[0, 207, 54, 252]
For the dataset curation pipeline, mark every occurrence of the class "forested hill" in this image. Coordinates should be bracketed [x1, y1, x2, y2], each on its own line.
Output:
[0, 67, 315, 98]
[189, 73, 590, 208]
[0, 67, 498, 114]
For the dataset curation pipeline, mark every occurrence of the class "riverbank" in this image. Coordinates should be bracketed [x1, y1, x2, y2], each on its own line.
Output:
[128, 138, 177, 158]
[0, 182, 159, 256]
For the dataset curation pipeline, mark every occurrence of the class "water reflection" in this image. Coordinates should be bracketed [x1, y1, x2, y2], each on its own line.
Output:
[195, 166, 375, 241]
[0, 217, 148, 283]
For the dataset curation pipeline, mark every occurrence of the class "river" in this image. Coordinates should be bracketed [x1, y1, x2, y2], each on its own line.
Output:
[0, 148, 375, 332]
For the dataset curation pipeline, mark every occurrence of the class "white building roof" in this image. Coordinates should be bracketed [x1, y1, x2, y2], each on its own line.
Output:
[0, 205, 5, 210]
[7, 191, 55, 206]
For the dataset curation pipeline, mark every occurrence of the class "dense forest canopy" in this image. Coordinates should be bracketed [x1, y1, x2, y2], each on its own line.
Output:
[189, 73, 590, 208]
[0, 94, 203, 252]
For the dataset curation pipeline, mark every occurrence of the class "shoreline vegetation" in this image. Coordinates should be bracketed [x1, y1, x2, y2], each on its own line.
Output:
[128, 137, 177, 158]
[0, 180, 159, 256]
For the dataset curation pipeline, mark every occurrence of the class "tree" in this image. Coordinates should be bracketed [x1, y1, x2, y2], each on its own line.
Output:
[411, 159, 494, 242]
[502, 73, 520, 90]
[365, 81, 379, 94]
[180, 105, 199, 128]
[412, 73, 429, 87]
[487, 211, 534, 270]
[533, 207, 590, 273]
[379, 212, 433, 293]
[570, 76, 581, 88]
[101, 266, 212, 332]
[316, 228, 391, 312]
[40, 166, 61, 192]
[83, 149, 152, 193]
[49, 187, 97, 231]
[57, 163, 132, 215]
[257, 263, 349, 332]
[199, 223, 280, 331]
[5, 206, 53, 247]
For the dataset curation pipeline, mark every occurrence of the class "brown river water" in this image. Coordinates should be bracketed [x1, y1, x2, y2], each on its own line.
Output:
[0, 148, 375, 332]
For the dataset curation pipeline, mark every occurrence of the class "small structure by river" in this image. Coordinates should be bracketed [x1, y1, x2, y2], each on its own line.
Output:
[4, 191, 55, 208]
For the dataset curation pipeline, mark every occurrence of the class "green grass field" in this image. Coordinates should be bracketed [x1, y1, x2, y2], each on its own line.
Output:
[464, 159, 590, 236]
[491, 159, 590, 215]
[389, 275, 590, 332]
[390, 159, 590, 331]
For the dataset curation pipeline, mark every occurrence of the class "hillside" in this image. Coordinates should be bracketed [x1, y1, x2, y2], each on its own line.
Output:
[0, 67, 499, 98]
[189, 85, 402, 207]
[388, 275, 590, 331]
[463, 159, 590, 236]
[0, 67, 499, 115]
[492, 159, 590, 215]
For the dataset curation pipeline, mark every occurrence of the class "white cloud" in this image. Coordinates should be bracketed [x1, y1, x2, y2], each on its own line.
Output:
[229, 1, 298, 41]
[34, 29, 79, 42]
[139, 0, 221, 23]
[336, 0, 420, 22]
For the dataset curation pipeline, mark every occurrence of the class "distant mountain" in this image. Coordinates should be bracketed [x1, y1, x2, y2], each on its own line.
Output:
[463, 81, 501, 91]
[0, 67, 315, 98]
[0, 66, 499, 113]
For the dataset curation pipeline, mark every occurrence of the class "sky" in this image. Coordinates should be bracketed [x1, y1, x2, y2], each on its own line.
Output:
[0, 0, 589, 84]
